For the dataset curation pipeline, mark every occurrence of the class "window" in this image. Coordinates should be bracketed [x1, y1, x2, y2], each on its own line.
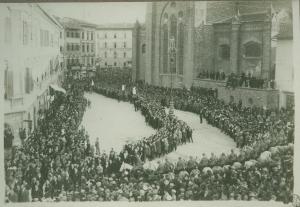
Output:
[67, 31, 70, 37]
[178, 23, 184, 74]
[244, 41, 261, 58]
[4, 62, 13, 99]
[40, 30, 43, 46]
[170, 15, 177, 73]
[82, 44, 85, 52]
[230, 95, 234, 103]
[219, 44, 230, 60]
[60, 46, 63, 52]
[105, 33, 107, 38]
[114, 42, 117, 48]
[124, 42, 126, 48]
[104, 42, 107, 48]
[114, 62, 117, 66]
[163, 13, 168, 23]
[162, 24, 168, 73]
[124, 32, 126, 38]
[41, 30, 49, 47]
[142, 44, 146, 54]
[23, 21, 28, 45]
[91, 32, 93, 40]
[76, 45, 79, 51]
[87, 44, 89, 52]
[4, 17, 12, 43]
[124, 52, 126, 58]
[105, 62, 107, 66]
[82, 32, 85, 39]
[91, 58, 94, 65]
[178, 11, 184, 21]
[25, 67, 33, 94]
[114, 33, 117, 38]
[71, 44, 74, 51]
[124, 62, 126, 67]
[60, 32, 62, 38]
[114, 51, 117, 59]
[91, 44, 94, 52]
[104, 51, 107, 58]
[170, 15, 177, 41]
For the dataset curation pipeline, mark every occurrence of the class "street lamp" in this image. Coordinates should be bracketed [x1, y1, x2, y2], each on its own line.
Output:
[168, 36, 176, 117]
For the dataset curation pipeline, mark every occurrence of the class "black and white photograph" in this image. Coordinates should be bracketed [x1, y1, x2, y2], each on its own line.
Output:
[0, 0, 299, 206]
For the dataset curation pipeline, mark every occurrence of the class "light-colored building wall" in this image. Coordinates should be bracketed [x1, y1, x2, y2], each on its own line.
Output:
[0, 4, 64, 144]
[64, 28, 81, 65]
[275, 40, 293, 93]
[81, 27, 96, 66]
[96, 29, 132, 68]
[275, 40, 294, 108]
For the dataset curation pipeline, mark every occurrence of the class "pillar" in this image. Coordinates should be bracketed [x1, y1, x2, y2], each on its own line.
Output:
[230, 19, 241, 74]
[261, 19, 272, 79]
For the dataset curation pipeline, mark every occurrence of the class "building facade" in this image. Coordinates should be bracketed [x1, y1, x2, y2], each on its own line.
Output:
[58, 17, 97, 68]
[95, 24, 133, 68]
[133, 1, 293, 109]
[1, 3, 64, 144]
[132, 22, 146, 81]
[273, 8, 294, 109]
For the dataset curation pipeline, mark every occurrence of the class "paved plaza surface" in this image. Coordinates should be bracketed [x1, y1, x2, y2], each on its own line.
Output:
[82, 92, 155, 153]
[150, 109, 238, 164]
[82, 92, 238, 160]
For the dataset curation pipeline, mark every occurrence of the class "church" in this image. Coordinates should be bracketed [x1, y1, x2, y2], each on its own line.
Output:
[132, 1, 293, 109]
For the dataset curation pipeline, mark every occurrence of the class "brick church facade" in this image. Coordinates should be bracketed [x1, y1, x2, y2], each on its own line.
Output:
[132, 1, 293, 109]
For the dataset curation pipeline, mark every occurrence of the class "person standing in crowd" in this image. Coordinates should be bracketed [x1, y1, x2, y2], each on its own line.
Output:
[199, 108, 203, 124]
[95, 137, 100, 156]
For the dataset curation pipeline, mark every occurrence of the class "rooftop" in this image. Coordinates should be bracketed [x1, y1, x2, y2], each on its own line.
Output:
[57, 17, 98, 29]
[97, 23, 134, 30]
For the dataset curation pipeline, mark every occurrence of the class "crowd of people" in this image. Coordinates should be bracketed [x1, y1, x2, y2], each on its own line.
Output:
[4, 69, 294, 203]
[197, 70, 276, 89]
[94, 85, 193, 164]
[226, 73, 275, 89]
[197, 70, 226, 81]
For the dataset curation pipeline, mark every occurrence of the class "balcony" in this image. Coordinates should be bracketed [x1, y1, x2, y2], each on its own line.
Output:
[192, 78, 279, 109]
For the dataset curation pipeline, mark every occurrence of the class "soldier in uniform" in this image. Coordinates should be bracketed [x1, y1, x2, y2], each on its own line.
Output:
[199, 108, 203, 124]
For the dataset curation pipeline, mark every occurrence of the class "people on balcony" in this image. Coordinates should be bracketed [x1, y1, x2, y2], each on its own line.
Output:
[197, 70, 275, 90]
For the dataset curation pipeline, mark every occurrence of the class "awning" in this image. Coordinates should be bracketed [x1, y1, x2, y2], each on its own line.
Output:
[50, 84, 66, 94]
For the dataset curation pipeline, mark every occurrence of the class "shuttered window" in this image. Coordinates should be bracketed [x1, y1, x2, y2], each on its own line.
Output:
[4, 69, 13, 99]
[25, 68, 33, 94]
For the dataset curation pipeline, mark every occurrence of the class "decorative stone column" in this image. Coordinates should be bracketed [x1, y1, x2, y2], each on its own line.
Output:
[132, 21, 139, 82]
[261, 18, 272, 80]
[230, 16, 241, 74]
